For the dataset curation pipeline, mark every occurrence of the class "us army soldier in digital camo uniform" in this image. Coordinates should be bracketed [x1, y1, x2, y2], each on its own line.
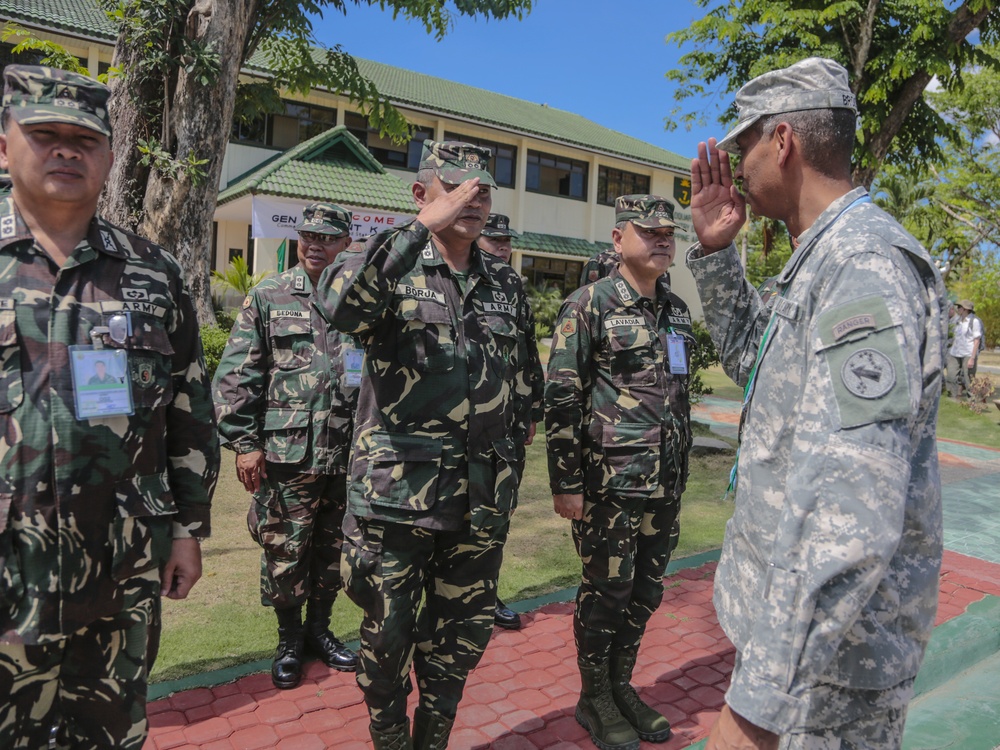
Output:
[214, 203, 361, 691]
[546, 195, 694, 750]
[0, 65, 219, 748]
[688, 58, 946, 749]
[320, 141, 536, 749]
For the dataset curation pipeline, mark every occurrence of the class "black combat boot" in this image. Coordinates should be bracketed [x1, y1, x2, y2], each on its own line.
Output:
[576, 661, 640, 750]
[272, 606, 305, 689]
[370, 720, 413, 750]
[609, 651, 672, 742]
[494, 597, 522, 630]
[304, 597, 358, 672]
[412, 706, 454, 750]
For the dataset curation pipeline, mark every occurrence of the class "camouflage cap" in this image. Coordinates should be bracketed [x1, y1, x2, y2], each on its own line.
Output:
[615, 195, 679, 229]
[480, 213, 519, 238]
[717, 57, 857, 154]
[2, 65, 111, 137]
[418, 140, 497, 188]
[957, 299, 975, 312]
[295, 202, 351, 235]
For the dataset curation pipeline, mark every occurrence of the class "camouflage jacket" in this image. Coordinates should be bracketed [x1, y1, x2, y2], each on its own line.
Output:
[687, 188, 947, 733]
[579, 248, 619, 286]
[545, 269, 694, 513]
[0, 198, 219, 644]
[213, 267, 358, 475]
[320, 219, 535, 531]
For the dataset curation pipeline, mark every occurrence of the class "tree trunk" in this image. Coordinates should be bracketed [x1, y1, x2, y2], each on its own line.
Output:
[101, 36, 161, 233]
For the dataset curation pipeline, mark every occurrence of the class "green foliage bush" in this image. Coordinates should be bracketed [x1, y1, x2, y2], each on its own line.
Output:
[199, 324, 230, 382]
[527, 283, 564, 339]
[689, 319, 721, 401]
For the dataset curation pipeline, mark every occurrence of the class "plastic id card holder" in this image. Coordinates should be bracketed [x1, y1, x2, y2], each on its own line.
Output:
[69, 345, 134, 419]
[343, 347, 364, 388]
[666, 333, 688, 375]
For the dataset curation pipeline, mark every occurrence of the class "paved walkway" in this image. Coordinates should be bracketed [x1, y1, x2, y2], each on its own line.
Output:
[143, 397, 1000, 750]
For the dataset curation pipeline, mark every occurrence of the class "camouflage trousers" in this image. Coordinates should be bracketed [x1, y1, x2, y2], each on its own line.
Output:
[248, 466, 347, 609]
[341, 513, 509, 728]
[572, 493, 681, 665]
[0, 598, 159, 749]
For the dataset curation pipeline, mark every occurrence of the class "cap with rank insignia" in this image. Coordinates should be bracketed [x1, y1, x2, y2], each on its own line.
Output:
[3, 65, 112, 137]
[295, 202, 351, 235]
[615, 195, 679, 229]
[419, 140, 497, 188]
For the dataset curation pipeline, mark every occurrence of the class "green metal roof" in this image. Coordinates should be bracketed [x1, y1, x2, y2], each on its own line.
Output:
[514, 231, 611, 260]
[217, 125, 416, 212]
[5, 0, 688, 170]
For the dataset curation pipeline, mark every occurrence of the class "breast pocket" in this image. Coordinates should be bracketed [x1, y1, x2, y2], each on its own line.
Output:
[110, 317, 176, 409]
[608, 327, 659, 387]
[396, 302, 456, 373]
[0, 310, 23, 413]
[484, 315, 518, 379]
[269, 317, 314, 371]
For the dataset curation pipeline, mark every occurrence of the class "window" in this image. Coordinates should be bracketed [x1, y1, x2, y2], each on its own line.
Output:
[520, 256, 583, 296]
[525, 150, 588, 200]
[597, 166, 651, 205]
[230, 100, 336, 148]
[353, 117, 433, 171]
[443, 132, 517, 188]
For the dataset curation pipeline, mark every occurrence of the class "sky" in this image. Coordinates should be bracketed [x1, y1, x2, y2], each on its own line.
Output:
[310, 0, 727, 160]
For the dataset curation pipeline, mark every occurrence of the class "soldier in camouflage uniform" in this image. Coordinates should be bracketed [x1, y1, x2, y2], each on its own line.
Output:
[214, 203, 359, 690]
[0, 66, 218, 748]
[477, 213, 542, 630]
[689, 58, 946, 749]
[579, 246, 620, 286]
[320, 141, 536, 750]
[546, 195, 694, 750]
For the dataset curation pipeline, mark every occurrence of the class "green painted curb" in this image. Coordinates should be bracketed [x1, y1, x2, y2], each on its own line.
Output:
[913, 594, 1000, 697]
[149, 548, 724, 701]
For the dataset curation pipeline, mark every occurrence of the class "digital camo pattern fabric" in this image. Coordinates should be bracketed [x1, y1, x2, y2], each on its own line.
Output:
[214, 266, 358, 473]
[320, 219, 536, 532]
[0, 197, 219, 645]
[545, 269, 694, 503]
[686, 188, 947, 734]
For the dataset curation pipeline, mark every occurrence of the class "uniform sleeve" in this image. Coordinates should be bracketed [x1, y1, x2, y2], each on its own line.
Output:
[212, 288, 269, 455]
[523, 301, 544, 425]
[320, 220, 430, 337]
[686, 243, 771, 388]
[165, 266, 220, 539]
[544, 297, 592, 494]
[725, 250, 936, 733]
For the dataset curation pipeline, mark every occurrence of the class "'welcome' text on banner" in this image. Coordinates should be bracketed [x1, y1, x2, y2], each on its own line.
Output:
[251, 197, 411, 240]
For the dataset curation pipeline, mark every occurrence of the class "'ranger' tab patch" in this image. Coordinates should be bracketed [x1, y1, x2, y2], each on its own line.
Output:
[833, 314, 876, 341]
[399, 284, 445, 305]
[604, 316, 644, 330]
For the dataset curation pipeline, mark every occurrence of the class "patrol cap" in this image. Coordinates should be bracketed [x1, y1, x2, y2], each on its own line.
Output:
[481, 213, 519, 238]
[295, 202, 351, 235]
[957, 299, 975, 312]
[418, 140, 497, 188]
[615, 195, 679, 229]
[2, 65, 111, 137]
[717, 57, 857, 154]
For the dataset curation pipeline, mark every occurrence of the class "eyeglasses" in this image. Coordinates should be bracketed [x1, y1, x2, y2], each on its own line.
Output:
[298, 232, 347, 246]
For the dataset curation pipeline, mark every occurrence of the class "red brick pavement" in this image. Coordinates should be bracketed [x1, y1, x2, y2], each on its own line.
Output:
[144, 552, 1000, 750]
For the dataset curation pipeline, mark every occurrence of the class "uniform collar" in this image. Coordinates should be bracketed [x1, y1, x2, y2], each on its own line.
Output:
[608, 267, 641, 306]
[421, 239, 503, 289]
[778, 187, 867, 284]
[289, 266, 314, 294]
[0, 198, 127, 259]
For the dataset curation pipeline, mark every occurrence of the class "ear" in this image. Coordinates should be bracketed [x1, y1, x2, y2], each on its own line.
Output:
[0, 134, 8, 170]
[774, 122, 794, 167]
[412, 181, 428, 208]
[611, 226, 624, 253]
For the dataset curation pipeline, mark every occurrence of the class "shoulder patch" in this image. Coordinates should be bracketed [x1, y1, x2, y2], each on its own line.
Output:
[242, 296, 252, 309]
[560, 318, 578, 336]
[841, 348, 896, 399]
[833, 314, 877, 341]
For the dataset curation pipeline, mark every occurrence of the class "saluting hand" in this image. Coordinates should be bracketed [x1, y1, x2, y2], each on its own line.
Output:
[690, 138, 747, 254]
[416, 178, 484, 234]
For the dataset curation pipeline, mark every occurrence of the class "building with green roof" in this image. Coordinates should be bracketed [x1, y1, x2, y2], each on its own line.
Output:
[1, 0, 700, 310]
